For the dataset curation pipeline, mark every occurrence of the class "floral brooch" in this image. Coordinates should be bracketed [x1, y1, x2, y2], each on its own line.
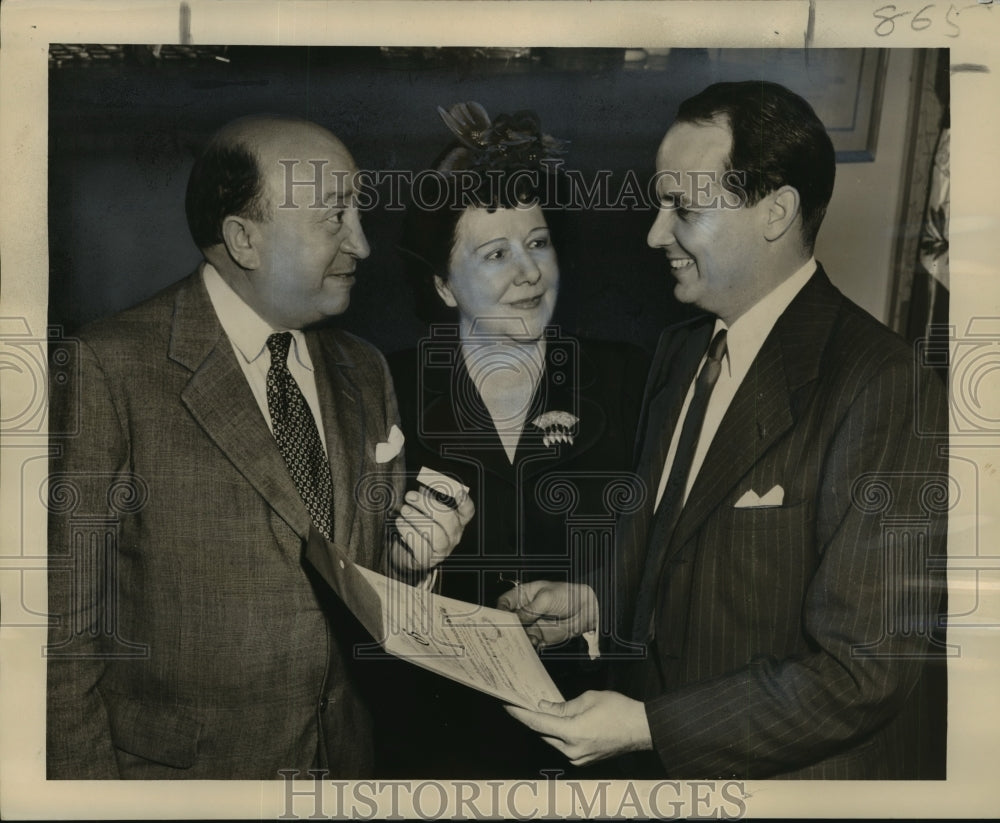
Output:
[530, 410, 579, 447]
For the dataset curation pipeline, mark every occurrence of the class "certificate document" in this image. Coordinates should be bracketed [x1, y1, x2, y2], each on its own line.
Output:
[305, 528, 564, 710]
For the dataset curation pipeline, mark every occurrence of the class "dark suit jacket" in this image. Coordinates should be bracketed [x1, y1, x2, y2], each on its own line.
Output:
[374, 331, 648, 777]
[614, 267, 948, 779]
[46, 269, 405, 779]
[390, 331, 649, 606]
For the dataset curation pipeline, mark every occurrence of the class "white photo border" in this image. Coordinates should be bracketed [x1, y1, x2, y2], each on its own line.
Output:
[2, 1, 999, 819]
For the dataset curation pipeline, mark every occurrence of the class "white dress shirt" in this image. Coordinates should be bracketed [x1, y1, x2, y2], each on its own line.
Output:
[654, 259, 817, 511]
[203, 264, 441, 588]
[202, 263, 328, 454]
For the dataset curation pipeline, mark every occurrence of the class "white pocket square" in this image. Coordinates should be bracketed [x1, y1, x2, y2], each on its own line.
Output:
[735, 485, 784, 508]
[374, 424, 405, 464]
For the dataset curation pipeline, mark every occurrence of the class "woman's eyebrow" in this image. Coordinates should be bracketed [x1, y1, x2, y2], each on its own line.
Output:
[474, 237, 507, 251]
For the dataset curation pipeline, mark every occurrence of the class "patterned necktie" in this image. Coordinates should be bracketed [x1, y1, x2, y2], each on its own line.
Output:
[265, 332, 334, 539]
[632, 328, 728, 643]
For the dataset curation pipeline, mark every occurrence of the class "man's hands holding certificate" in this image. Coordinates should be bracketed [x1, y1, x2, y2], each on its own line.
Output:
[497, 580, 653, 766]
[495, 580, 598, 650]
[505, 691, 653, 766]
[389, 476, 653, 766]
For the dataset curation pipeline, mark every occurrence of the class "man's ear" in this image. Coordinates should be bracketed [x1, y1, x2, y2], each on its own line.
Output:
[221, 215, 261, 269]
[763, 185, 801, 242]
[433, 275, 458, 308]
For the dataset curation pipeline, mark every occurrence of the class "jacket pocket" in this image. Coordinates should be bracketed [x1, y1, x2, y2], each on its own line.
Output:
[104, 689, 202, 769]
[723, 498, 812, 532]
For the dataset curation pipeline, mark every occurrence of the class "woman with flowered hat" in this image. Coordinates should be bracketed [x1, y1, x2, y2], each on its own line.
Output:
[377, 102, 648, 777]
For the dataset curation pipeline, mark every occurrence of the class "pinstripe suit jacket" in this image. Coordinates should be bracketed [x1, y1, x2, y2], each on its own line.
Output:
[614, 267, 948, 779]
[47, 269, 404, 779]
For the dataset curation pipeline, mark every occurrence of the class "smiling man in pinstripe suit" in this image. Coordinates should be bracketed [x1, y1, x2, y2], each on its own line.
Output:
[504, 81, 948, 779]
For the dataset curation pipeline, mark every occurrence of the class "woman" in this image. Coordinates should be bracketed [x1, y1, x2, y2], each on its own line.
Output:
[377, 103, 649, 777]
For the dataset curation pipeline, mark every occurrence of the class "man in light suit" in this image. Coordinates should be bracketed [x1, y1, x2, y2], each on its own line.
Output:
[503, 82, 948, 779]
[46, 115, 472, 779]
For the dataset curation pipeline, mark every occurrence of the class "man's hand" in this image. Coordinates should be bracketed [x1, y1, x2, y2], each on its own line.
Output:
[391, 487, 474, 574]
[496, 580, 597, 649]
[505, 691, 653, 766]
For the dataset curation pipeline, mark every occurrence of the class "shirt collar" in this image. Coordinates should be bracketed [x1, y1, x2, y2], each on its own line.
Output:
[202, 263, 313, 371]
[715, 257, 817, 379]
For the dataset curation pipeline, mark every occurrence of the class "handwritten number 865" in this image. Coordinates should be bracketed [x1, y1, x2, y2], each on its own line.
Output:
[873, 4, 962, 37]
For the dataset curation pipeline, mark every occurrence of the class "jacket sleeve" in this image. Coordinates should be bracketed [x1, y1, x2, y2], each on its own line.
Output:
[644, 358, 948, 778]
[47, 339, 126, 779]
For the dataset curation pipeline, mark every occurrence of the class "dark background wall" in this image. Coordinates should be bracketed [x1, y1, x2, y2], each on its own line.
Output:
[47, 45, 893, 354]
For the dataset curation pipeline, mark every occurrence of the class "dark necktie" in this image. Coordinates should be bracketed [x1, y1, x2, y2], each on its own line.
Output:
[632, 328, 728, 643]
[265, 332, 334, 540]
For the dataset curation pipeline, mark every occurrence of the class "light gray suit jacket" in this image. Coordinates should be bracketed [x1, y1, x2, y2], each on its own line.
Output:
[47, 269, 404, 779]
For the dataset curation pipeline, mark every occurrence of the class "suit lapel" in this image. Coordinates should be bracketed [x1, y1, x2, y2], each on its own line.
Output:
[422, 338, 601, 484]
[428, 351, 515, 481]
[668, 267, 843, 555]
[614, 321, 711, 635]
[517, 340, 608, 480]
[669, 336, 794, 553]
[170, 272, 312, 539]
[308, 331, 362, 554]
[633, 322, 714, 527]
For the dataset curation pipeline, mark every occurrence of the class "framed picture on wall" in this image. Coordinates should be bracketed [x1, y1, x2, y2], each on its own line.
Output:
[696, 47, 888, 160]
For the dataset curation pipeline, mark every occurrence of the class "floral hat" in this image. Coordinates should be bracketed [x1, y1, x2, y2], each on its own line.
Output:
[435, 101, 569, 175]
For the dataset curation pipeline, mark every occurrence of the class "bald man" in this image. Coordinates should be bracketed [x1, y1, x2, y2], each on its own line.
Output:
[46, 116, 471, 779]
